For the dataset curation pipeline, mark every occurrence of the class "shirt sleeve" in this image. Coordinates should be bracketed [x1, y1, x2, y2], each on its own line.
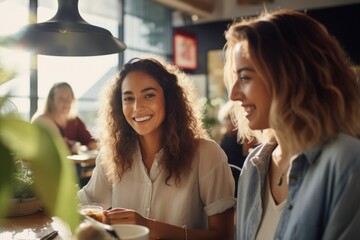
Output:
[77, 155, 113, 210]
[198, 139, 236, 216]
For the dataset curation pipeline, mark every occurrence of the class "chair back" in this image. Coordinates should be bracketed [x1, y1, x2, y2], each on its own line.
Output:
[229, 164, 242, 172]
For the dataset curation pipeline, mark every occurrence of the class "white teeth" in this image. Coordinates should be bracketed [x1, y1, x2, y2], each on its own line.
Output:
[134, 115, 152, 122]
[243, 106, 255, 115]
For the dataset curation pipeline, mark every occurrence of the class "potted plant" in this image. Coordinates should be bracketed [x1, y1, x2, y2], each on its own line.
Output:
[0, 63, 81, 232]
[6, 156, 41, 217]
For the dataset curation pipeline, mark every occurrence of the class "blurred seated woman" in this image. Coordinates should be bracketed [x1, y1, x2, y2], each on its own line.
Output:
[32, 82, 97, 154]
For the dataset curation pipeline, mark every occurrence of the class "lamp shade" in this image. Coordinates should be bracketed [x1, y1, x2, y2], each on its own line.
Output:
[2, 0, 126, 56]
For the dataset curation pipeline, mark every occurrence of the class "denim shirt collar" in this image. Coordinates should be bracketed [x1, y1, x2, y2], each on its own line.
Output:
[251, 139, 323, 167]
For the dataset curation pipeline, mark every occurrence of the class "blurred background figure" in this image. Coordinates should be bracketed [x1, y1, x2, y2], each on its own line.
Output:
[218, 101, 257, 196]
[32, 82, 97, 154]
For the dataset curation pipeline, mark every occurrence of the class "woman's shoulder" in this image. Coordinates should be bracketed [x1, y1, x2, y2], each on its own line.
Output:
[196, 138, 227, 164]
[320, 133, 360, 163]
[32, 113, 49, 122]
[32, 114, 60, 133]
[323, 133, 360, 157]
[198, 137, 224, 152]
[312, 133, 360, 179]
[32, 114, 54, 125]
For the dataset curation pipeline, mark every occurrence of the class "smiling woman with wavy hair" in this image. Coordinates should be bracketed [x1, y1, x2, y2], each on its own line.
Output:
[224, 9, 360, 240]
[99, 57, 207, 184]
[78, 57, 236, 240]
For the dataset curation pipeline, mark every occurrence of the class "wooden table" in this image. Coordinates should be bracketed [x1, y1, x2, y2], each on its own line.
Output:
[0, 210, 73, 240]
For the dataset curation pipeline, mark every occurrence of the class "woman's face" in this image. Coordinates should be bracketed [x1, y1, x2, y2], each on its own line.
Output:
[53, 87, 73, 115]
[229, 42, 271, 130]
[121, 71, 166, 138]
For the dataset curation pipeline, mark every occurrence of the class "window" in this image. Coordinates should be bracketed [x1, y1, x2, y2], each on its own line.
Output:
[1, 0, 173, 138]
[124, 0, 172, 62]
[0, 0, 30, 120]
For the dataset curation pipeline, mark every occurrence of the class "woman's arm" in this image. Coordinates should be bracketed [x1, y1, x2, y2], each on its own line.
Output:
[77, 156, 112, 209]
[105, 207, 235, 240]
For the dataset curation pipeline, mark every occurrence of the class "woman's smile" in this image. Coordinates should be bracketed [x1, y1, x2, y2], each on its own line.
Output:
[122, 71, 166, 138]
[133, 115, 153, 122]
[242, 104, 256, 118]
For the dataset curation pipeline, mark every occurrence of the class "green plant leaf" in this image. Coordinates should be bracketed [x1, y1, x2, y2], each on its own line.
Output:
[0, 143, 15, 225]
[0, 116, 81, 232]
[0, 66, 16, 85]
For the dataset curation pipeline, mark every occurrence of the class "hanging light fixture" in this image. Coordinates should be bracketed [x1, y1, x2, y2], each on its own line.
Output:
[2, 0, 126, 56]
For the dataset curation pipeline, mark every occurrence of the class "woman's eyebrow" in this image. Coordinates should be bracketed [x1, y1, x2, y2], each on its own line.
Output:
[236, 67, 255, 74]
[141, 87, 158, 93]
[122, 87, 158, 95]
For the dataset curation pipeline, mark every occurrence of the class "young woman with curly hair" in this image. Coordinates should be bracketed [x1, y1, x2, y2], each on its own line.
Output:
[224, 9, 360, 240]
[78, 57, 236, 240]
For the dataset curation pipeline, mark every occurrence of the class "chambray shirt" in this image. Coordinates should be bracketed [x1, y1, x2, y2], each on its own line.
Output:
[236, 133, 360, 240]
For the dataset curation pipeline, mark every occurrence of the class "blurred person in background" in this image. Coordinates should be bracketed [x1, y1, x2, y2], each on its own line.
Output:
[32, 82, 97, 154]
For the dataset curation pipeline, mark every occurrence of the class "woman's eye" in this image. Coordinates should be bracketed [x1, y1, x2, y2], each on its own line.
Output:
[123, 96, 133, 102]
[145, 93, 155, 99]
[239, 76, 250, 81]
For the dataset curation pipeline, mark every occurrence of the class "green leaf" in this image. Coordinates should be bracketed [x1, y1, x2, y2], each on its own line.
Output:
[0, 116, 81, 232]
[0, 143, 15, 224]
[0, 65, 16, 85]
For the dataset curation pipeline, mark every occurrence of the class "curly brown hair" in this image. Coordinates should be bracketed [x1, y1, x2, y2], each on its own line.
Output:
[98, 57, 208, 185]
[224, 9, 360, 154]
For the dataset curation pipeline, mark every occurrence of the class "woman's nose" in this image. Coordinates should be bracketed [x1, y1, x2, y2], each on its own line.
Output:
[229, 80, 243, 101]
[134, 98, 144, 110]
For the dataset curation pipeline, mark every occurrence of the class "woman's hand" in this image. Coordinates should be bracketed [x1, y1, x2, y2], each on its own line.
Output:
[104, 208, 149, 226]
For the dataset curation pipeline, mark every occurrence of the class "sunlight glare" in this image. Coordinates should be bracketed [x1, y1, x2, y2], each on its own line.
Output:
[38, 55, 118, 97]
[0, 1, 28, 36]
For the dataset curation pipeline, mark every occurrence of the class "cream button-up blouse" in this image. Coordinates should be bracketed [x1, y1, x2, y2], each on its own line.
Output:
[78, 138, 236, 229]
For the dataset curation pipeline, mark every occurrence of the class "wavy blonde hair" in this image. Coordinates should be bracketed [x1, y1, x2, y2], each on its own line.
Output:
[98, 57, 208, 184]
[224, 9, 360, 154]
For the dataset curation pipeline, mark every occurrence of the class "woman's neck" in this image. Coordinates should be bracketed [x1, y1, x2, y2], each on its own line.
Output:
[272, 132, 299, 163]
[138, 133, 163, 172]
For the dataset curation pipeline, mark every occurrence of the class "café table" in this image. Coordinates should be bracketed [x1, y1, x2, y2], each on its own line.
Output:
[67, 154, 96, 168]
[0, 209, 73, 240]
[67, 154, 97, 187]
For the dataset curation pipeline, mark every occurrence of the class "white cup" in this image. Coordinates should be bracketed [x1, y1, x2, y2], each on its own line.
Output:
[112, 224, 149, 240]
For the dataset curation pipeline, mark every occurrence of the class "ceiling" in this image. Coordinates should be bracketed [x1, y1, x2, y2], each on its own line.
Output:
[153, 0, 215, 18]
[152, 0, 268, 18]
[152, 0, 360, 25]
[25, 0, 360, 26]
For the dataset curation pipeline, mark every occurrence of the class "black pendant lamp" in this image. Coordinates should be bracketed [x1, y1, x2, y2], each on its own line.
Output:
[3, 0, 126, 56]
